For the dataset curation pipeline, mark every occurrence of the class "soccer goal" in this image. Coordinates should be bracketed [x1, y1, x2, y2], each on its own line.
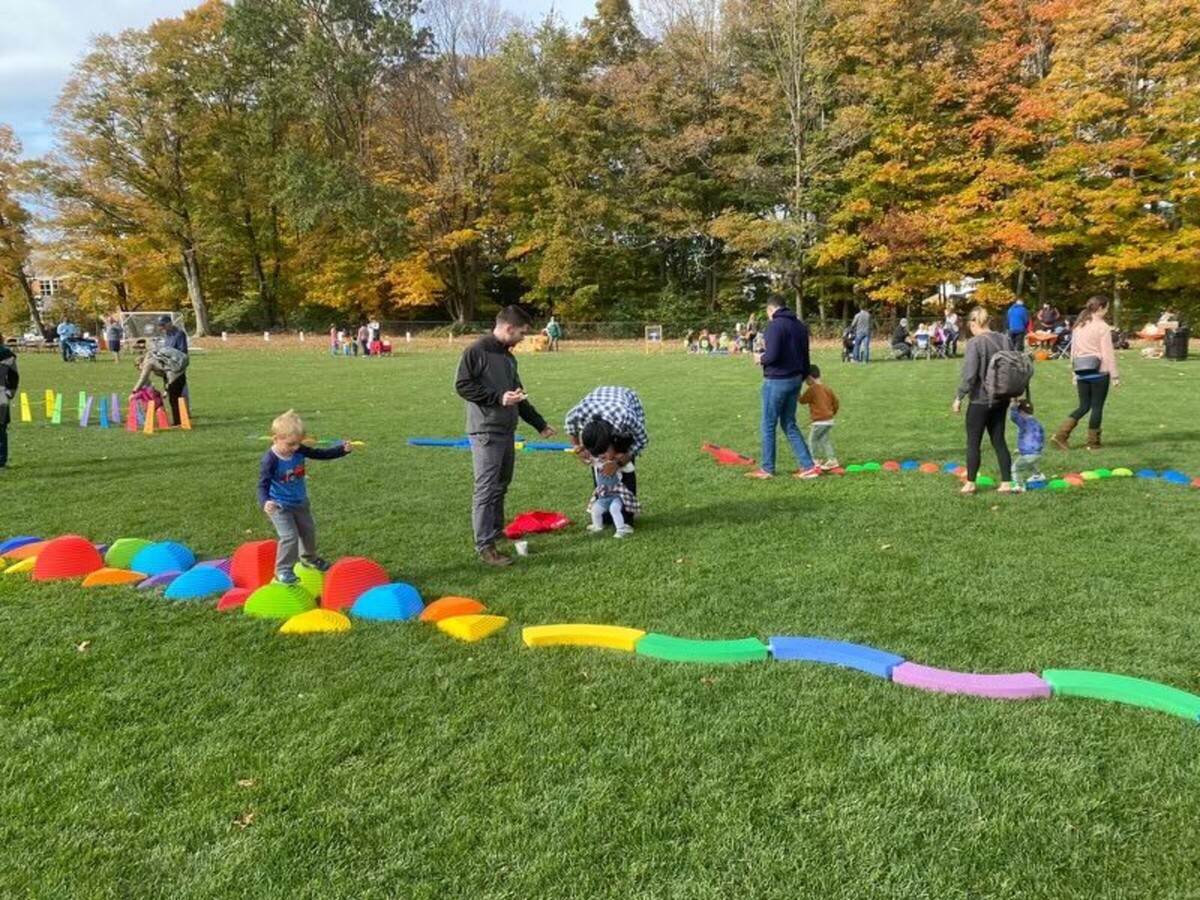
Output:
[118, 311, 187, 352]
[644, 324, 664, 353]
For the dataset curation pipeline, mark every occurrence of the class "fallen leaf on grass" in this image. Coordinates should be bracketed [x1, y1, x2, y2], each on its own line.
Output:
[233, 810, 256, 830]
[74, 641, 91, 653]
[880, 544, 892, 551]
[701, 677, 717, 687]
[236, 779, 256, 789]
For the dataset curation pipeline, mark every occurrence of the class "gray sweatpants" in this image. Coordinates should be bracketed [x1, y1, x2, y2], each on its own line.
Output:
[470, 432, 515, 551]
[809, 423, 836, 462]
[1013, 452, 1043, 488]
[268, 501, 318, 579]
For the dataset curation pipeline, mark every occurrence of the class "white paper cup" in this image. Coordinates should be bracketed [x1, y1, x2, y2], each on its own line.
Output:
[515, 540, 529, 556]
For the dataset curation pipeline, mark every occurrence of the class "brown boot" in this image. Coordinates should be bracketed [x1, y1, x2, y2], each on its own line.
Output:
[1087, 428, 1102, 450]
[478, 544, 514, 567]
[1050, 417, 1078, 450]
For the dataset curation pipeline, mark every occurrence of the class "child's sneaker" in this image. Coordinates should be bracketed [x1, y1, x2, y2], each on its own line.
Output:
[614, 525, 634, 538]
[299, 556, 331, 572]
[1027, 473, 1046, 485]
[276, 571, 300, 585]
[793, 466, 822, 479]
[820, 459, 840, 472]
[586, 524, 605, 533]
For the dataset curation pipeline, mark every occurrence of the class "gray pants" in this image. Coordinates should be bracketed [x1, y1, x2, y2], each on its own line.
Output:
[809, 423, 836, 462]
[1013, 452, 1043, 488]
[268, 501, 317, 579]
[470, 432, 515, 551]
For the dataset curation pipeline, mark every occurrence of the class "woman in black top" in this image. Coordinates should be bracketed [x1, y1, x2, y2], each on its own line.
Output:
[952, 308, 1013, 495]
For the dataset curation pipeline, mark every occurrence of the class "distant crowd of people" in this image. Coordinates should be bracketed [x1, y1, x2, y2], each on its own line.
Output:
[329, 320, 387, 356]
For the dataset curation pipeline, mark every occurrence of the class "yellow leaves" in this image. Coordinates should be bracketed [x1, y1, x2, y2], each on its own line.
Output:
[387, 255, 445, 308]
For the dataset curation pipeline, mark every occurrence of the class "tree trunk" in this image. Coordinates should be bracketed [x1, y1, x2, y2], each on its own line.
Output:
[1111, 277, 1121, 330]
[180, 242, 210, 336]
[13, 266, 46, 335]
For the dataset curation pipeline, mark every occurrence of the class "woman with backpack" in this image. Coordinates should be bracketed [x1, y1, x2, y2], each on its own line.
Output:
[951, 307, 1017, 495]
[1050, 296, 1120, 451]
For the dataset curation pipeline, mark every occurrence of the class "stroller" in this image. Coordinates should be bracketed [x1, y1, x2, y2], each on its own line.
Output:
[64, 336, 99, 361]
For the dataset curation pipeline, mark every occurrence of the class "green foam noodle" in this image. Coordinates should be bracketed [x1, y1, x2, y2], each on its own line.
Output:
[1042, 669, 1200, 721]
[635, 633, 769, 664]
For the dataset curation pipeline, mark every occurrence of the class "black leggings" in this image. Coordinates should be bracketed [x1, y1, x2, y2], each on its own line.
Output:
[966, 402, 1012, 482]
[167, 375, 187, 427]
[1069, 375, 1110, 429]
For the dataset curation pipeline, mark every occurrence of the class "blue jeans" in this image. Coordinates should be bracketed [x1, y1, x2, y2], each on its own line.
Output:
[760, 377, 814, 474]
[853, 333, 871, 362]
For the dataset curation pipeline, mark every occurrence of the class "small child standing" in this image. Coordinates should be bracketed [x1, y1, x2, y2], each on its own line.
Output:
[587, 460, 639, 538]
[258, 409, 352, 583]
[798, 365, 840, 472]
[1009, 398, 1045, 492]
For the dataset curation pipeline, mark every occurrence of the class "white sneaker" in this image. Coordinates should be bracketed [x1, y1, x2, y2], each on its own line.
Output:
[614, 526, 634, 539]
[586, 524, 604, 533]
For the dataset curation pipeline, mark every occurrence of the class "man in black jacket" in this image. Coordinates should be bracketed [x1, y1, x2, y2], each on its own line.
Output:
[746, 296, 819, 480]
[455, 306, 556, 566]
[0, 334, 18, 468]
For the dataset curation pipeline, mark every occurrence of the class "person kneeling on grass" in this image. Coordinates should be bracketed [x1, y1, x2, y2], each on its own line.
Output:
[258, 409, 352, 584]
[587, 458, 638, 538]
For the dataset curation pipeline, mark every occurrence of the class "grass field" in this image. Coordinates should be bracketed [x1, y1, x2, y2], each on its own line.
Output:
[2, 342, 1199, 899]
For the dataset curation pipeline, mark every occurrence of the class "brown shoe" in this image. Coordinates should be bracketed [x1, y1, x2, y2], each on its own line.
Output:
[1050, 417, 1078, 451]
[1086, 428, 1102, 450]
[478, 544, 514, 567]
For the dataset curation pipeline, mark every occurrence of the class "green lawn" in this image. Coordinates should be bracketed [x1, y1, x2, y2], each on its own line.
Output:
[2, 343, 1199, 898]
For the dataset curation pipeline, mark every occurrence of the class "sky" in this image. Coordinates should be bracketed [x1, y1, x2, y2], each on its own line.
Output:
[0, 0, 600, 159]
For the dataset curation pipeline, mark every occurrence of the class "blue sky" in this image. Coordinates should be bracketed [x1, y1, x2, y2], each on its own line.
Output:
[0, 0, 601, 158]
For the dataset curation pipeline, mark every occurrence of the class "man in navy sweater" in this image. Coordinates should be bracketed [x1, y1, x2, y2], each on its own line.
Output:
[746, 296, 820, 479]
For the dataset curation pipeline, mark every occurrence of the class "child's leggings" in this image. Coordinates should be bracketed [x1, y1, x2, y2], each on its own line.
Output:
[1013, 453, 1042, 487]
[809, 423, 835, 461]
[269, 501, 318, 579]
[591, 499, 626, 532]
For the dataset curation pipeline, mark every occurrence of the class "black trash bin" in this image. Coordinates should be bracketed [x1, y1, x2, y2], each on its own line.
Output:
[1165, 325, 1190, 360]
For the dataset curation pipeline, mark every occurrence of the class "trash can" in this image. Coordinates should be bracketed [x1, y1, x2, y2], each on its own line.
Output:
[1164, 325, 1190, 360]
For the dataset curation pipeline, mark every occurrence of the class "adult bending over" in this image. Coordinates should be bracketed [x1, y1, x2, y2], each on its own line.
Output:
[566, 386, 648, 521]
[1051, 297, 1120, 451]
[952, 307, 1013, 495]
[455, 306, 556, 567]
[132, 347, 190, 426]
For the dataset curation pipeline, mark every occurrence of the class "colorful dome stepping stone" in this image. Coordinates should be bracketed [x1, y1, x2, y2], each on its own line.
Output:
[5, 540, 47, 562]
[216, 588, 252, 612]
[919, 462, 940, 474]
[882, 460, 901, 472]
[230, 540, 278, 590]
[321, 557, 390, 610]
[1111, 467, 1133, 477]
[293, 563, 324, 600]
[0, 536, 40, 556]
[862, 462, 882, 472]
[522, 624, 646, 653]
[280, 608, 351, 635]
[244, 582, 316, 620]
[1026, 480, 1047, 490]
[419, 596, 486, 622]
[437, 614, 508, 643]
[196, 558, 232, 574]
[82, 568, 147, 588]
[943, 462, 962, 473]
[1042, 669, 1200, 721]
[1081, 470, 1100, 481]
[1063, 474, 1085, 487]
[4, 557, 36, 576]
[164, 566, 234, 600]
[891, 662, 1051, 700]
[1162, 470, 1191, 486]
[131, 542, 195, 577]
[33, 535, 104, 581]
[900, 460, 920, 471]
[104, 538, 152, 570]
[976, 475, 996, 488]
[845, 464, 863, 473]
[1136, 469, 1158, 479]
[1048, 479, 1069, 490]
[768, 637, 904, 679]
[138, 571, 183, 590]
[350, 583, 424, 621]
[635, 634, 769, 664]
[1096, 469, 1113, 478]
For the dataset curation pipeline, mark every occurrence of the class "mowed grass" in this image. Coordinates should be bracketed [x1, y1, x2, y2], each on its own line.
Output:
[2, 342, 1200, 899]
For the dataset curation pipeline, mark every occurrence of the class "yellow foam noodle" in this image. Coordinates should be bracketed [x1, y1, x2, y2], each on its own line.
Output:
[3, 557, 36, 576]
[279, 608, 351, 635]
[179, 398, 192, 431]
[437, 614, 508, 643]
[522, 624, 646, 653]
